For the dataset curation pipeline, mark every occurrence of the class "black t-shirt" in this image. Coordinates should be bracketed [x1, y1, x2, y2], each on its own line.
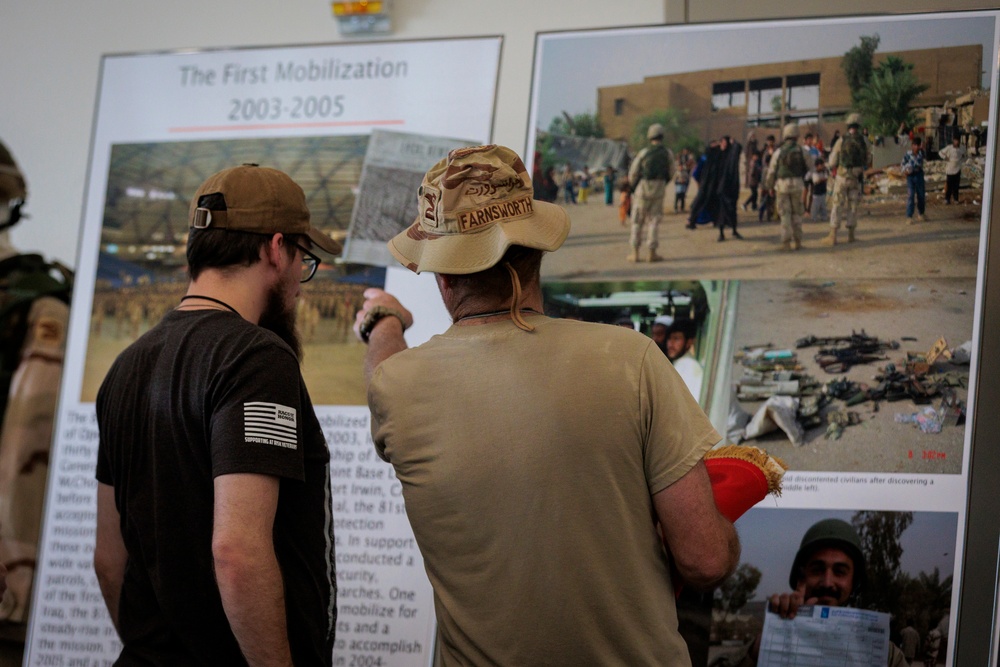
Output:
[96, 309, 334, 666]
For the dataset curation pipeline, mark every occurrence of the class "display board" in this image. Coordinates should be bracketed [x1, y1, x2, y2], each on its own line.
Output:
[26, 37, 501, 666]
[527, 11, 996, 666]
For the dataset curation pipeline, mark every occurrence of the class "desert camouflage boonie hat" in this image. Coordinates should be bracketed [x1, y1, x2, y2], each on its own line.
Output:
[388, 145, 570, 274]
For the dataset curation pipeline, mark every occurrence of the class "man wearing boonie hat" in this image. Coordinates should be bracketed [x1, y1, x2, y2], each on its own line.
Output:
[355, 145, 739, 665]
[95, 164, 337, 664]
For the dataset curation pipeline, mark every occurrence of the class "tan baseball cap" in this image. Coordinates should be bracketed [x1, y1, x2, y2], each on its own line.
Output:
[189, 164, 342, 256]
[388, 145, 570, 274]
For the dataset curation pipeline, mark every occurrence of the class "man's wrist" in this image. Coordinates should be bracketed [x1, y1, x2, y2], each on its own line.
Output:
[359, 305, 409, 344]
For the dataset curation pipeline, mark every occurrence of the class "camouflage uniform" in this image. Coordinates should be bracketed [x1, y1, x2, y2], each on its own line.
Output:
[627, 124, 674, 262]
[766, 125, 813, 249]
[827, 116, 869, 243]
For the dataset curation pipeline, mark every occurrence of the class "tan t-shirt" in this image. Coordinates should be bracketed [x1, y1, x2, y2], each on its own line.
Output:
[369, 315, 720, 665]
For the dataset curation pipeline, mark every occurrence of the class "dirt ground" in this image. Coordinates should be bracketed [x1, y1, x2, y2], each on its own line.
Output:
[727, 279, 974, 474]
[542, 184, 984, 282]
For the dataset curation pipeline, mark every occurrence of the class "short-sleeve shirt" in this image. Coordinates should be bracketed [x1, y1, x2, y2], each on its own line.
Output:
[368, 315, 719, 665]
[96, 309, 334, 665]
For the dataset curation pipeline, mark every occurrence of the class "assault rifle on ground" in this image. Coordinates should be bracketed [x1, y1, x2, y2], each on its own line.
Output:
[796, 330, 899, 373]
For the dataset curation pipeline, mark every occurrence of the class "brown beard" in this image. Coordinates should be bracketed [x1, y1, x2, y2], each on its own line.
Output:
[258, 282, 302, 360]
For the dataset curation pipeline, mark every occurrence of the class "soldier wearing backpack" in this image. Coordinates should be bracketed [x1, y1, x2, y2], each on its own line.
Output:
[626, 123, 674, 262]
[0, 140, 73, 627]
[765, 123, 814, 251]
[825, 113, 870, 245]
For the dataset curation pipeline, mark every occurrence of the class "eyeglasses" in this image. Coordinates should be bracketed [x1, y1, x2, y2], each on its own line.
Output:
[294, 242, 321, 283]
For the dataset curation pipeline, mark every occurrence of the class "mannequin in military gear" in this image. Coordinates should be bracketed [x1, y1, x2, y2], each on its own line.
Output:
[627, 123, 674, 262]
[0, 140, 73, 630]
[825, 113, 870, 246]
[765, 123, 813, 251]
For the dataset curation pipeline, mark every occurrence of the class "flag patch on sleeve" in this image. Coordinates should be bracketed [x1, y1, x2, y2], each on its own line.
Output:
[243, 402, 298, 449]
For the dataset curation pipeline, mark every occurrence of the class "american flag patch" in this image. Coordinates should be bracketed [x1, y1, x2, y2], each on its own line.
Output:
[243, 402, 298, 449]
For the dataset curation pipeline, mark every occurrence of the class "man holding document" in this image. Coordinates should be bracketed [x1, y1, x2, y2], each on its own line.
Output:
[730, 518, 908, 667]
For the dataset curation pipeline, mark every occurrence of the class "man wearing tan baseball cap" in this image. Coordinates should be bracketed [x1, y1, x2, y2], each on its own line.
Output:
[356, 145, 739, 665]
[95, 164, 337, 664]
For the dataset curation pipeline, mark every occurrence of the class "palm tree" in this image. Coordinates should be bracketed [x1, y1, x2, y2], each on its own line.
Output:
[855, 57, 930, 138]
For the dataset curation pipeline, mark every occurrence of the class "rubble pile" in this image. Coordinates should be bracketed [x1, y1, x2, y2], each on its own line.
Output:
[876, 156, 986, 196]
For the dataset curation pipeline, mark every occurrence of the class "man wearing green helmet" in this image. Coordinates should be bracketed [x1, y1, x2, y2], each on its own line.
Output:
[727, 519, 908, 666]
[772, 518, 868, 611]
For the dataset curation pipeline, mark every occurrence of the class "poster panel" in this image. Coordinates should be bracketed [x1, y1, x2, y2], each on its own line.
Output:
[343, 129, 479, 267]
[711, 508, 958, 667]
[528, 11, 997, 666]
[28, 37, 501, 666]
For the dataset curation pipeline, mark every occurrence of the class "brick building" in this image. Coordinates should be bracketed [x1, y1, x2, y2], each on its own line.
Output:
[598, 45, 982, 148]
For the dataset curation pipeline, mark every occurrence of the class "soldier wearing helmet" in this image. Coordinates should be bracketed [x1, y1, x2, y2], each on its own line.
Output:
[764, 123, 813, 252]
[0, 140, 73, 626]
[730, 518, 908, 667]
[626, 122, 675, 262]
[771, 518, 867, 614]
[825, 113, 870, 246]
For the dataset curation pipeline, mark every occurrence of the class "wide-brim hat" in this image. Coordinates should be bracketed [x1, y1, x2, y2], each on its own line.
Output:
[388, 145, 570, 274]
[189, 163, 342, 256]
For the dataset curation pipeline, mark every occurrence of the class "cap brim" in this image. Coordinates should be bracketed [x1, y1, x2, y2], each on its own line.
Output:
[388, 200, 570, 274]
[308, 228, 343, 257]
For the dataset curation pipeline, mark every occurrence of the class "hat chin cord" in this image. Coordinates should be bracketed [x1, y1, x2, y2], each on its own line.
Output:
[504, 262, 535, 333]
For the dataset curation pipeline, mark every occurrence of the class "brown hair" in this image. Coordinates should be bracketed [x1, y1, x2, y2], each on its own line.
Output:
[445, 245, 543, 309]
[187, 229, 301, 280]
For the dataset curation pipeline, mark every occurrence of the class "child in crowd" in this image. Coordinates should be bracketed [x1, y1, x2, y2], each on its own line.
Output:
[674, 149, 694, 213]
[578, 165, 591, 204]
[902, 137, 927, 222]
[618, 180, 632, 227]
[807, 158, 829, 222]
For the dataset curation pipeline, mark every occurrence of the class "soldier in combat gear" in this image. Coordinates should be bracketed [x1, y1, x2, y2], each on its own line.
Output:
[825, 113, 869, 246]
[627, 123, 675, 262]
[765, 123, 813, 251]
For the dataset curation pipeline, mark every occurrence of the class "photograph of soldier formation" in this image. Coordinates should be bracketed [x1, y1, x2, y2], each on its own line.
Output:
[82, 137, 382, 405]
[530, 17, 992, 282]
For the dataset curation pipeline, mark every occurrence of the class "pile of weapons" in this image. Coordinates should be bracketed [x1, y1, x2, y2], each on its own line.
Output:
[796, 330, 899, 374]
[735, 331, 967, 440]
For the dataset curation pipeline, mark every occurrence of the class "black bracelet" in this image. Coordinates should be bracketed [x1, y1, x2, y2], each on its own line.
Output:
[359, 305, 408, 343]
